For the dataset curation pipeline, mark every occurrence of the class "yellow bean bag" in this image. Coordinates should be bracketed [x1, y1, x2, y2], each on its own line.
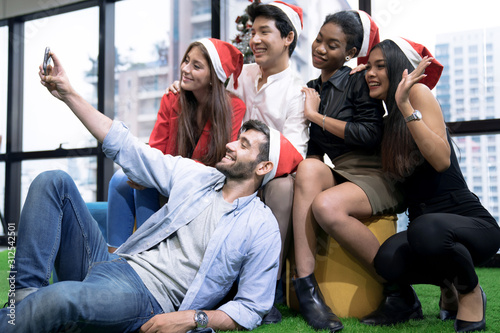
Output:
[286, 215, 397, 318]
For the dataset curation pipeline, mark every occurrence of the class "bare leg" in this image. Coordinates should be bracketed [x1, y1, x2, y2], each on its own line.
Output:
[312, 182, 382, 281]
[292, 159, 347, 332]
[457, 284, 484, 322]
[293, 159, 336, 278]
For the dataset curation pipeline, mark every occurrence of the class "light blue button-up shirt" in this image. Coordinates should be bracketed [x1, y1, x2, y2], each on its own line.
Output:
[102, 121, 281, 330]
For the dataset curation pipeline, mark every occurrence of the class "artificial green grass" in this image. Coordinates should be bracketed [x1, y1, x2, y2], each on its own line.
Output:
[1, 249, 15, 306]
[1, 249, 498, 332]
[237, 269, 500, 333]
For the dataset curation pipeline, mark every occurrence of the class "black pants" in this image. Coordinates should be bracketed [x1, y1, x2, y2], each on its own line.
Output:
[374, 189, 500, 294]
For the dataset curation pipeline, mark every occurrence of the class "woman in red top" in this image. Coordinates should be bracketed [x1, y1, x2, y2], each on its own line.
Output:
[107, 38, 246, 252]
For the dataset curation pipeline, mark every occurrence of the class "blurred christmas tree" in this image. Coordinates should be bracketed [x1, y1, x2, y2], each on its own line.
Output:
[231, 0, 261, 64]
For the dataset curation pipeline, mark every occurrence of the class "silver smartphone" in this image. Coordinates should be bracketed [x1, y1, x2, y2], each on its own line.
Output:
[43, 47, 51, 75]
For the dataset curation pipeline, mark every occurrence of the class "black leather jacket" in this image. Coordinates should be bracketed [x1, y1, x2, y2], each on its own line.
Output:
[307, 66, 384, 161]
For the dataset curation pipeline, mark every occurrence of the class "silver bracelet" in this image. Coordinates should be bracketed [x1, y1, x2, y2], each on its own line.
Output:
[322, 114, 326, 131]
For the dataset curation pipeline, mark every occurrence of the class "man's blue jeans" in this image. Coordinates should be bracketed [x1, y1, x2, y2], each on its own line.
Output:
[0, 170, 163, 333]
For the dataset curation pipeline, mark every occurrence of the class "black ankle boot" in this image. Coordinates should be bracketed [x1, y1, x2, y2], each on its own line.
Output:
[360, 284, 424, 326]
[293, 273, 343, 332]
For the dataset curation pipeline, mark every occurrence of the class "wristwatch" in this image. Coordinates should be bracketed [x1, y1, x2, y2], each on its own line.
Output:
[405, 110, 422, 123]
[194, 310, 209, 328]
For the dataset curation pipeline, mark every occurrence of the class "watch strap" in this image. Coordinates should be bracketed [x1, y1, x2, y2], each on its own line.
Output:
[405, 110, 422, 123]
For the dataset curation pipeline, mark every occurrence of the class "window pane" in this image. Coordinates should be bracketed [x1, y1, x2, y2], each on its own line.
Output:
[454, 134, 500, 222]
[22, 7, 99, 152]
[21, 158, 97, 208]
[0, 26, 7, 154]
[372, 0, 500, 122]
[115, 0, 201, 143]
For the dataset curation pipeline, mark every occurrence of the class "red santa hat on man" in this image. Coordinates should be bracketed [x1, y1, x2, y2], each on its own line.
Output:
[390, 37, 444, 90]
[199, 38, 244, 89]
[262, 127, 303, 186]
[355, 10, 380, 65]
[268, 1, 304, 39]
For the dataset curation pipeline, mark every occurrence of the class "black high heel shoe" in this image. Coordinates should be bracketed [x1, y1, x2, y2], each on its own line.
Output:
[440, 307, 458, 321]
[360, 284, 423, 326]
[439, 295, 457, 321]
[454, 287, 486, 332]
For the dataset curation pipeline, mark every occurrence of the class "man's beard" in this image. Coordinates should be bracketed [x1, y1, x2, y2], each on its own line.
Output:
[215, 159, 259, 180]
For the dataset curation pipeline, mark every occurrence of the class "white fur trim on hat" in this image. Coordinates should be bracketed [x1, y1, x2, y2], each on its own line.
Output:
[390, 37, 422, 70]
[269, 2, 302, 39]
[198, 38, 226, 83]
[262, 127, 280, 186]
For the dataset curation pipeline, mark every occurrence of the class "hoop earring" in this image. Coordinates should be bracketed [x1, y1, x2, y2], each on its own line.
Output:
[345, 56, 351, 61]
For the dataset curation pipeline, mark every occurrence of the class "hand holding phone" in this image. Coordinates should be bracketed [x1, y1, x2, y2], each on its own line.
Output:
[43, 47, 52, 75]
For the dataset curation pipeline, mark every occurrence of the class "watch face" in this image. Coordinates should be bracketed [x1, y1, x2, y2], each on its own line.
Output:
[406, 110, 422, 122]
[195, 310, 209, 327]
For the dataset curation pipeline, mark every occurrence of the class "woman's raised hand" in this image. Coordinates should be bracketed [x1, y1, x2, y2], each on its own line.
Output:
[395, 56, 433, 109]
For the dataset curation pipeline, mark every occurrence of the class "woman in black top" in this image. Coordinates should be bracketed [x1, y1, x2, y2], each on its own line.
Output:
[360, 38, 500, 333]
[292, 11, 404, 332]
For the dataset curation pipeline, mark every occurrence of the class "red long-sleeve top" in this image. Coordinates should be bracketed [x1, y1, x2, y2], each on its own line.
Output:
[148, 93, 246, 163]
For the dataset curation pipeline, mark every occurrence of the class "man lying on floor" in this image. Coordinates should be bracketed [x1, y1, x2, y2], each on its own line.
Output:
[0, 51, 302, 333]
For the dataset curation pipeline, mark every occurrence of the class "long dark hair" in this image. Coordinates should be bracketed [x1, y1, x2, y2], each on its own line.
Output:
[176, 42, 233, 167]
[373, 40, 424, 179]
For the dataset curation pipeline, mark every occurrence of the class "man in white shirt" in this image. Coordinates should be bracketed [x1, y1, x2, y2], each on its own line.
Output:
[226, 3, 309, 322]
[227, 1, 308, 158]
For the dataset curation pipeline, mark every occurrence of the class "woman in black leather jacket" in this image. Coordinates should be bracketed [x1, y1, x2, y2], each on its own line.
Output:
[292, 11, 404, 333]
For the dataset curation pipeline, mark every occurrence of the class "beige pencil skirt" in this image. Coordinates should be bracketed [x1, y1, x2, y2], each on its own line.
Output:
[330, 150, 405, 215]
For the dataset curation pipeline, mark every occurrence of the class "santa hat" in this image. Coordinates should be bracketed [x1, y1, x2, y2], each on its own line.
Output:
[355, 10, 380, 65]
[268, 1, 304, 39]
[390, 37, 444, 90]
[262, 127, 303, 186]
[199, 38, 244, 89]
